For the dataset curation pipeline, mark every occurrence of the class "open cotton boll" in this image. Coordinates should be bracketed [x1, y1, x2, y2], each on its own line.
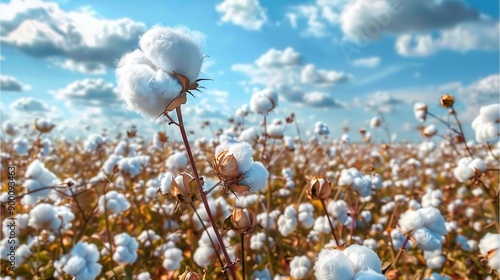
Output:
[314, 249, 354, 280]
[2, 120, 18, 136]
[165, 151, 188, 172]
[468, 158, 486, 172]
[162, 247, 183, 270]
[343, 244, 382, 274]
[239, 161, 269, 192]
[471, 104, 500, 142]
[250, 88, 278, 114]
[315, 122, 330, 135]
[62, 242, 102, 280]
[239, 127, 259, 143]
[252, 269, 271, 280]
[227, 142, 254, 174]
[399, 209, 425, 233]
[412, 227, 443, 251]
[277, 205, 298, 237]
[327, 200, 349, 224]
[290, 255, 311, 279]
[298, 203, 315, 229]
[479, 233, 500, 271]
[84, 133, 106, 152]
[28, 203, 61, 231]
[98, 190, 130, 215]
[424, 249, 445, 269]
[414, 102, 427, 122]
[113, 233, 139, 264]
[116, 26, 205, 120]
[14, 138, 29, 156]
[354, 269, 386, 279]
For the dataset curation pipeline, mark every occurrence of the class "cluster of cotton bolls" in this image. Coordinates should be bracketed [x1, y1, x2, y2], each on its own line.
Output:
[314, 122, 330, 136]
[54, 242, 102, 280]
[337, 168, 380, 197]
[398, 206, 446, 251]
[20, 160, 61, 205]
[84, 133, 106, 152]
[453, 157, 486, 182]
[98, 190, 130, 215]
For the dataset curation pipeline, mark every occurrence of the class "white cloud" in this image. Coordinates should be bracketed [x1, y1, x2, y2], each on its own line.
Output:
[51, 79, 120, 107]
[340, 0, 479, 40]
[287, 0, 347, 37]
[395, 21, 499, 56]
[456, 74, 499, 120]
[303, 91, 344, 108]
[255, 47, 301, 68]
[233, 47, 351, 108]
[0, 75, 31, 91]
[205, 89, 229, 104]
[10, 97, 52, 112]
[352, 56, 380, 68]
[353, 91, 406, 113]
[301, 64, 351, 86]
[0, 0, 146, 74]
[216, 0, 267, 31]
[51, 59, 107, 75]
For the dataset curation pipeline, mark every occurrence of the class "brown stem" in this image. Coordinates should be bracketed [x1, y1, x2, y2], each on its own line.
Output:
[383, 234, 410, 274]
[320, 199, 340, 247]
[175, 107, 237, 280]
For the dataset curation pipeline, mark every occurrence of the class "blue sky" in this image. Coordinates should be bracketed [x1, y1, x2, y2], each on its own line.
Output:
[1, 0, 499, 142]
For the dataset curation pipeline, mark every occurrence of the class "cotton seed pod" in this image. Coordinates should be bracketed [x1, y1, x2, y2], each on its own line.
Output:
[169, 173, 200, 204]
[307, 177, 332, 200]
[385, 269, 400, 280]
[440, 94, 455, 108]
[213, 150, 240, 180]
[230, 208, 259, 234]
[179, 270, 203, 280]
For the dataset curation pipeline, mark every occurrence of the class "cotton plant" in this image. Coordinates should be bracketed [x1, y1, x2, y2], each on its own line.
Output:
[249, 88, 278, 115]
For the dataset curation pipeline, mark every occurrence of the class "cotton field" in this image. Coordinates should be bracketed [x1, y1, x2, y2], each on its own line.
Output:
[1, 25, 499, 280]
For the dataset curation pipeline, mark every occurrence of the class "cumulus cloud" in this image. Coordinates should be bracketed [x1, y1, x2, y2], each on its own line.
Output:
[0, 0, 146, 74]
[233, 47, 351, 108]
[51, 79, 121, 107]
[354, 91, 406, 113]
[303, 91, 345, 108]
[216, 0, 267, 30]
[286, 0, 347, 37]
[396, 21, 499, 56]
[340, 0, 479, 39]
[0, 75, 31, 91]
[10, 97, 52, 112]
[352, 56, 380, 68]
[455, 74, 500, 120]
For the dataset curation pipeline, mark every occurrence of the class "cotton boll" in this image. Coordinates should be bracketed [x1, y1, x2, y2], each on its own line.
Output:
[412, 227, 443, 251]
[162, 247, 183, 270]
[28, 203, 61, 231]
[479, 233, 500, 271]
[314, 249, 354, 280]
[314, 216, 334, 234]
[102, 154, 123, 175]
[327, 200, 349, 224]
[137, 230, 160, 247]
[166, 152, 188, 172]
[84, 133, 106, 152]
[277, 206, 297, 237]
[315, 122, 330, 135]
[239, 161, 269, 193]
[250, 232, 274, 251]
[227, 142, 254, 174]
[468, 158, 486, 172]
[298, 203, 315, 229]
[414, 102, 427, 122]
[2, 120, 18, 136]
[399, 210, 424, 233]
[419, 207, 447, 235]
[456, 235, 471, 252]
[471, 104, 500, 142]
[113, 233, 139, 264]
[363, 238, 377, 251]
[252, 269, 271, 280]
[250, 88, 278, 114]
[193, 246, 216, 268]
[98, 191, 130, 215]
[137, 272, 152, 280]
[14, 138, 28, 156]
[62, 242, 102, 280]
[343, 244, 382, 273]
[424, 249, 445, 269]
[239, 127, 259, 143]
[290, 255, 311, 279]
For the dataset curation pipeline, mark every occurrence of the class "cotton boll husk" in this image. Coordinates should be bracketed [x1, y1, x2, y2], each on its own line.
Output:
[354, 269, 386, 279]
[239, 161, 269, 193]
[227, 142, 254, 174]
[314, 249, 354, 280]
[343, 244, 382, 273]
[139, 26, 204, 82]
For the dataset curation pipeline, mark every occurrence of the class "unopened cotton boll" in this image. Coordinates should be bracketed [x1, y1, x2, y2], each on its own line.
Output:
[250, 88, 278, 114]
[116, 26, 204, 120]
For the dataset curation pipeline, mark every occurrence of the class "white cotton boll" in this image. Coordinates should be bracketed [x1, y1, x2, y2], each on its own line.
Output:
[99, 191, 130, 215]
[63, 241, 102, 280]
[456, 235, 471, 251]
[239, 127, 259, 143]
[290, 255, 311, 279]
[479, 233, 500, 271]
[277, 206, 297, 237]
[419, 207, 446, 235]
[113, 233, 139, 264]
[166, 152, 188, 172]
[343, 244, 382, 273]
[467, 240, 478, 251]
[314, 249, 354, 280]
[257, 211, 278, 230]
[471, 104, 500, 142]
[423, 124, 437, 136]
[102, 154, 123, 175]
[424, 249, 445, 269]
[283, 136, 295, 151]
[424, 273, 451, 280]
[354, 269, 385, 279]
[162, 247, 183, 270]
[138, 230, 160, 247]
[370, 117, 380, 129]
[412, 228, 443, 251]
[398, 210, 424, 233]
[227, 142, 254, 174]
[250, 88, 278, 114]
[445, 221, 457, 232]
[113, 141, 128, 156]
[2, 120, 18, 136]
[139, 26, 204, 83]
[327, 200, 348, 224]
[28, 203, 61, 231]
[472, 187, 483, 197]
[315, 122, 330, 135]
[15, 244, 32, 265]
[84, 133, 105, 152]
[233, 193, 261, 208]
[193, 246, 215, 268]
[118, 157, 144, 177]
[391, 229, 412, 250]
[14, 137, 29, 156]
[363, 238, 377, 250]
[422, 189, 443, 208]
[361, 210, 372, 223]
[414, 102, 427, 122]
[298, 203, 315, 229]
[137, 272, 152, 280]
[267, 122, 284, 139]
[341, 133, 350, 143]
[468, 158, 486, 172]
[314, 216, 334, 234]
[159, 172, 174, 195]
[250, 232, 271, 250]
[239, 161, 269, 193]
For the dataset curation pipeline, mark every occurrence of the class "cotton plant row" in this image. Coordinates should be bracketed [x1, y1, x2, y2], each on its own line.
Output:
[1, 26, 499, 280]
